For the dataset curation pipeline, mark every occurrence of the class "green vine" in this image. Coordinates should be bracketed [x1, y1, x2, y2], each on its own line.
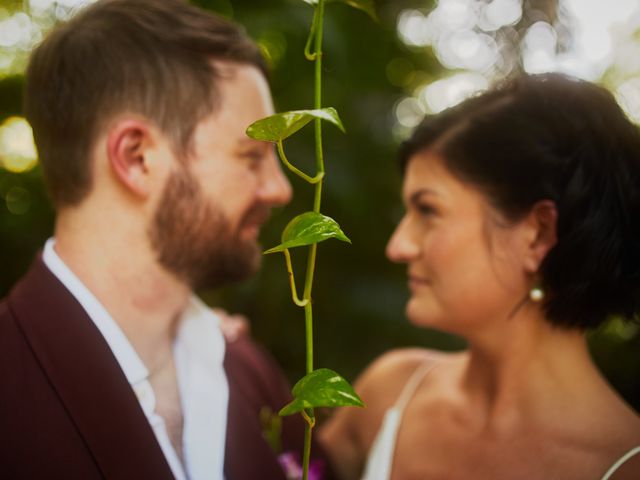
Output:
[247, 1, 376, 478]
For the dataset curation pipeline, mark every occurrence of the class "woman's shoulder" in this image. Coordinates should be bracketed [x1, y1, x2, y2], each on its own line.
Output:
[598, 404, 640, 479]
[355, 348, 458, 405]
[318, 348, 463, 479]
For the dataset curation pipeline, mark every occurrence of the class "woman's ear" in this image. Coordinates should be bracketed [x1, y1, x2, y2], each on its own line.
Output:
[522, 200, 558, 273]
[106, 119, 155, 198]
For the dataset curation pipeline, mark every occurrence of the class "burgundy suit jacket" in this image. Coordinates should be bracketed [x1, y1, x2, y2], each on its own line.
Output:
[0, 256, 333, 480]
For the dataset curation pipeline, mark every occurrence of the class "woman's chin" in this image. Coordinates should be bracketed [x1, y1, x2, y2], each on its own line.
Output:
[405, 300, 440, 327]
[405, 300, 464, 336]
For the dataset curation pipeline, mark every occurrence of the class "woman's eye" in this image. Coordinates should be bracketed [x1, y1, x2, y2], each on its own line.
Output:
[416, 203, 436, 216]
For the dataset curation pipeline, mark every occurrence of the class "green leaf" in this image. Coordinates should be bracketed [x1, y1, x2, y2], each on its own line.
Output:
[279, 368, 365, 416]
[247, 108, 345, 142]
[301, 0, 378, 21]
[264, 212, 350, 254]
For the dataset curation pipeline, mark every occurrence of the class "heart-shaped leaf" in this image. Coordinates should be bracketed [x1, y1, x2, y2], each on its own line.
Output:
[301, 0, 377, 21]
[247, 108, 344, 142]
[264, 212, 350, 254]
[279, 368, 365, 416]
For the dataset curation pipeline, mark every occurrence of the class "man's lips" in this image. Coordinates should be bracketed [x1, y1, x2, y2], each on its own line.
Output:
[242, 206, 271, 232]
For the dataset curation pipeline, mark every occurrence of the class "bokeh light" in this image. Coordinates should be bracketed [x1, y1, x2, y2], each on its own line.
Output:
[0, 13, 34, 49]
[0, 117, 38, 173]
[0, 0, 98, 78]
[478, 0, 522, 32]
[5, 185, 31, 215]
[419, 72, 488, 113]
[616, 77, 640, 124]
[394, 0, 640, 131]
[522, 21, 557, 74]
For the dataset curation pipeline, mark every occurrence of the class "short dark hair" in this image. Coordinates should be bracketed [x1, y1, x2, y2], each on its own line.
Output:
[399, 73, 640, 329]
[24, 0, 266, 207]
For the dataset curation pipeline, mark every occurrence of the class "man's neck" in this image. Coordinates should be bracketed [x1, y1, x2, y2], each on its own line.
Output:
[53, 227, 190, 371]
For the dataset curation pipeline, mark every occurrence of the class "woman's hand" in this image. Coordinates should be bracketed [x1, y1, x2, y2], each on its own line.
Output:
[213, 308, 250, 343]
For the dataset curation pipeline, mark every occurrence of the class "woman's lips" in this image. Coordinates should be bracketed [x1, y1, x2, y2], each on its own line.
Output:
[408, 274, 429, 290]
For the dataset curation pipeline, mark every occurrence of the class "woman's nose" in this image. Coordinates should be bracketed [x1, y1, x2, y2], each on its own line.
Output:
[386, 216, 419, 263]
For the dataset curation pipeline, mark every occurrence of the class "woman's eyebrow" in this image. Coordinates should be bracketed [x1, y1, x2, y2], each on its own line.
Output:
[409, 188, 439, 204]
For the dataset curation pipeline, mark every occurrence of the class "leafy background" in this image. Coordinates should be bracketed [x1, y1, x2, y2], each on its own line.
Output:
[0, 0, 638, 410]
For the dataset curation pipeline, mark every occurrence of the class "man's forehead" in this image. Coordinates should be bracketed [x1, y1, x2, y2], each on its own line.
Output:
[212, 60, 241, 77]
[236, 137, 264, 147]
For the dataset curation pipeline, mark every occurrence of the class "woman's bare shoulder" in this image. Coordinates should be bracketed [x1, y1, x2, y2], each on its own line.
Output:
[318, 348, 457, 479]
[355, 348, 455, 402]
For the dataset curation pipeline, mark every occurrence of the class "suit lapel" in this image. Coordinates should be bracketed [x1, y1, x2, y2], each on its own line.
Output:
[8, 256, 175, 480]
[224, 339, 287, 480]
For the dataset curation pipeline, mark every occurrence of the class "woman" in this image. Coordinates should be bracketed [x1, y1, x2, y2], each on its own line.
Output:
[320, 74, 640, 480]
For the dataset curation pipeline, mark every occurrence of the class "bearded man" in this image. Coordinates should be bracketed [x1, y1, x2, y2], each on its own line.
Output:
[0, 1, 331, 478]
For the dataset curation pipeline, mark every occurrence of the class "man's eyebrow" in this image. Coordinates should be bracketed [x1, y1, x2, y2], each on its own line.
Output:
[237, 138, 257, 146]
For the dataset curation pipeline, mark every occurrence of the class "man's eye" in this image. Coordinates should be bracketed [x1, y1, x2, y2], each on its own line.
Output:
[241, 151, 264, 169]
[242, 151, 263, 160]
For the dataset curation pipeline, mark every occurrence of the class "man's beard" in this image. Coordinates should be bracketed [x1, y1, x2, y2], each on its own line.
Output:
[148, 165, 265, 290]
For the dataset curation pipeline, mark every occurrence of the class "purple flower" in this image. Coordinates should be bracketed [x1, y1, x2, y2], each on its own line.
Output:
[278, 451, 325, 480]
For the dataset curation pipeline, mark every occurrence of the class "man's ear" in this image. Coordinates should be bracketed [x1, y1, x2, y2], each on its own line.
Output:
[522, 200, 558, 273]
[106, 119, 155, 198]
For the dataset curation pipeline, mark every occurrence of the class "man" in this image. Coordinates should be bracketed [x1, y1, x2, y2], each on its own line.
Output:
[0, 1, 330, 478]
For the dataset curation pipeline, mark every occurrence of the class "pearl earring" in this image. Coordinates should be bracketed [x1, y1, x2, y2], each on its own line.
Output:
[529, 285, 545, 302]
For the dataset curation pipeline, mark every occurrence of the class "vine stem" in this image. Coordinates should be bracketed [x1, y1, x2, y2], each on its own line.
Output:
[301, 1, 325, 479]
[312, 0, 325, 214]
[277, 140, 324, 184]
[304, 0, 325, 373]
[302, 419, 313, 478]
[304, 7, 318, 61]
[284, 249, 308, 307]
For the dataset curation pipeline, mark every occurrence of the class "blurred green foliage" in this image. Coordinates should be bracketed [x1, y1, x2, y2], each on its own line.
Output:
[0, 0, 638, 412]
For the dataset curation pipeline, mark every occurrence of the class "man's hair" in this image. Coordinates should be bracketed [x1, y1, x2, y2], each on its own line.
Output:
[24, 0, 266, 207]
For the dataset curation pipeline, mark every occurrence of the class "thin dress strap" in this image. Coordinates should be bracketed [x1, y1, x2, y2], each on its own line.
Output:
[361, 359, 439, 480]
[600, 445, 640, 480]
[394, 360, 438, 412]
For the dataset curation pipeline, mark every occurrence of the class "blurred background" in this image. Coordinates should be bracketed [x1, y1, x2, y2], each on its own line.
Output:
[1, 0, 638, 409]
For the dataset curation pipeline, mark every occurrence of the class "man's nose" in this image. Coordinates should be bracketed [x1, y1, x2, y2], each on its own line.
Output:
[259, 150, 292, 207]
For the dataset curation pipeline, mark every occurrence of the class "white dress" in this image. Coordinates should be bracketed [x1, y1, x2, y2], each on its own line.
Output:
[361, 361, 640, 480]
[361, 361, 437, 480]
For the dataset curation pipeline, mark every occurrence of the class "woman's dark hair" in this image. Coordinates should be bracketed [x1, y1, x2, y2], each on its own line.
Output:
[399, 73, 640, 329]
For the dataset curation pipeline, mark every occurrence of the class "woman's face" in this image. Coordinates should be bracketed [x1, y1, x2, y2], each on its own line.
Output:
[386, 151, 530, 334]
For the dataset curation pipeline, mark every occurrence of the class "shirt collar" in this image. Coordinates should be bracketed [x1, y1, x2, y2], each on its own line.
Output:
[42, 238, 226, 385]
[42, 238, 228, 480]
[43, 238, 150, 386]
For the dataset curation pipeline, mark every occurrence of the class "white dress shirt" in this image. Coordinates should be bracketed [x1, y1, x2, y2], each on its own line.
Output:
[42, 238, 228, 480]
